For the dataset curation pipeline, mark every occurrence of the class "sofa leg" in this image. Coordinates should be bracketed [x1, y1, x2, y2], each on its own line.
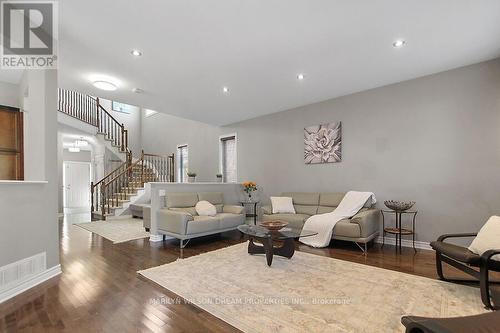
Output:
[180, 239, 190, 249]
[354, 242, 367, 254]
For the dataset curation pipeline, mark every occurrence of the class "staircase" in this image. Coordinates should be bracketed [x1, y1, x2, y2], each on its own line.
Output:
[58, 89, 175, 220]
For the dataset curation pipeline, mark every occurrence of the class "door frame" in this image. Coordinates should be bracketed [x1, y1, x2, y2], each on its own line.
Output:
[63, 161, 92, 213]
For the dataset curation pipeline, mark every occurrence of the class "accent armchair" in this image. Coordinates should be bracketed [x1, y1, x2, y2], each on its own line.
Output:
[430, 233, 500, 310]
[401, 311, 500, 333]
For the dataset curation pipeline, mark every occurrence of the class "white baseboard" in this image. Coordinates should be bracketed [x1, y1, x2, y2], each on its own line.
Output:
[0, 265, 62, 304]
[374, 236, 431, 250]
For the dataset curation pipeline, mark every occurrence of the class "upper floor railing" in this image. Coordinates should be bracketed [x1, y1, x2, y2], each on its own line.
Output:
[58, 89, 129, 154]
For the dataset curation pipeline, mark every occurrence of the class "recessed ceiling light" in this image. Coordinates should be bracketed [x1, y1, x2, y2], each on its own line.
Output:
[222, 86, 229, 94]
[131, 49, 142, 57]
[132, 87, 144, 93]
[93, 80, 117, 91]
[297, 73, 305, 80]
[392, 39, 406, 48]
[68, 147, 80, 153]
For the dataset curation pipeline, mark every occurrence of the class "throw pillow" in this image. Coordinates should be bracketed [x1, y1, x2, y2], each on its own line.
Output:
[195, 201, 217, 217]
[468, 216, 500, 261]
[271, 197, 296, 214]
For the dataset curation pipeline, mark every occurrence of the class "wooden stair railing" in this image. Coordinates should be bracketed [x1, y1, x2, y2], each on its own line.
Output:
[58, 88, 129, 154]
[90, 152, 132, 214]
[97, 151, 174, 220]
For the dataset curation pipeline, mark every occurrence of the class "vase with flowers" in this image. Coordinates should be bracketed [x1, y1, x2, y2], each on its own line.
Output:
[242, 181, 257, 202]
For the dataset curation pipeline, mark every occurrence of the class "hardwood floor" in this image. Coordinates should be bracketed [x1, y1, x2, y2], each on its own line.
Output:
[0, 214, 476, 332]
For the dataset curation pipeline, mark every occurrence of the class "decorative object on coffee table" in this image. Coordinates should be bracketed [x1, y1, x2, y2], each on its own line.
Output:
[237, 224, 317, 266]
[384, 200, 415, 212]
[304, 121, 342, 164]
[242, 181, 257, 202]
[382, 205, 418, 253]
[187, 171, 196, 183]
[259, 220, 288, 231]
[240, 200, 259, 225]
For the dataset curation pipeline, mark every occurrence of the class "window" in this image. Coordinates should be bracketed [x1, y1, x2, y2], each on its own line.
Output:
[112, 101, 134, 114]
[177, 144, 188, 182]
[220, 135, 236, 183]
[144, 109, 158, 117]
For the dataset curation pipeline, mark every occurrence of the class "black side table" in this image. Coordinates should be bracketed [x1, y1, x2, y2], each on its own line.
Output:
[381, 210, 418, 253]
[239, 201, 259, 225]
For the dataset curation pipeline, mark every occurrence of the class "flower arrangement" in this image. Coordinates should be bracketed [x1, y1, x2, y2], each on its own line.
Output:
[187, 171, 197, 177]
[216, 173, 223, 178]
[242, 181, 257, 201]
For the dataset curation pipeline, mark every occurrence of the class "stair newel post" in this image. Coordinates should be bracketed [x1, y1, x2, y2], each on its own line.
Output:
[141, 150, 145, 186]
[124, 129, 128, 153]
[120, 124, 125, 152]
[100, 182, 106, 221]
[96, 97, 100, 131]
[91, 182, 94, 213]
[114, 179, 117, 208]
[170, 153, 174, 182]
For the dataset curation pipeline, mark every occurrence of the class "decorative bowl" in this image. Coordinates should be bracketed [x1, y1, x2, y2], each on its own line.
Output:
[259, 221, 289, 231]
[384, 200, 415, 212]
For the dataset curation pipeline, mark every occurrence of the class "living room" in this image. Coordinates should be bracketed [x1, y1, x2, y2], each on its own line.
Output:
[1, 1, 500, 332]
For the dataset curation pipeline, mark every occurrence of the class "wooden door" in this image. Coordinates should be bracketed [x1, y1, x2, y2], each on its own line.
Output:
[0, 106, 23, 180]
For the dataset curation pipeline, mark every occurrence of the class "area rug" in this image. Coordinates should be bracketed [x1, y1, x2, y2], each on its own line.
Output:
[139, 243, 488, 333]
[76, 218, 150, 244]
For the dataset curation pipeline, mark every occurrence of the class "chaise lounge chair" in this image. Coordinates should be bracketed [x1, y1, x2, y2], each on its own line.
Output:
[401, 311, 500, 333]
[430, 233, 500, 310]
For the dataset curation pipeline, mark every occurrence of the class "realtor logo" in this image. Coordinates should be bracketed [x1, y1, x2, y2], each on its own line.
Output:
[1, 1, 58, 69]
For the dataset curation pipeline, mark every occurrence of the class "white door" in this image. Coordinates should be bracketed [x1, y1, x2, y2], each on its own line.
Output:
[63, 162, 91, 211]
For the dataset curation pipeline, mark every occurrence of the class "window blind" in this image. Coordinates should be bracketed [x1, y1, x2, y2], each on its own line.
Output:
[177, 145, 188, 182]
[221, 136, 236, 183]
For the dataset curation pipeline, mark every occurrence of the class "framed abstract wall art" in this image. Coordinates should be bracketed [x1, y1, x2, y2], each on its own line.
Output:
[304, 122, 342, 164]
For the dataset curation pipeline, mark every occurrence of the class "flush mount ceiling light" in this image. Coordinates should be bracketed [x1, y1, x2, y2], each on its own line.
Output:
[68, 146, 80, 153]
[392, 39, 406, 48]
[222, 86, 230, 94]
[75, 138, 88, 147]
[93, 80, 117, 91]
[131, 49, 142, 57]
[297, 73, 305, 80]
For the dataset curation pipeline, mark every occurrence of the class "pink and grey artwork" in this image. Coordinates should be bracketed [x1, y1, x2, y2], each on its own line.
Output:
[304, 122, 342, 164]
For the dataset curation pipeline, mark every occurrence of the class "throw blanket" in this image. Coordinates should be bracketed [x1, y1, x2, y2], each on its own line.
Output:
[299, 191, 376, 248]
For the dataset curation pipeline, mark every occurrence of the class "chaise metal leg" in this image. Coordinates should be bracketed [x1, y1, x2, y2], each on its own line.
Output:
[435, 252, 446, 280]
[480, 265, 494, 309]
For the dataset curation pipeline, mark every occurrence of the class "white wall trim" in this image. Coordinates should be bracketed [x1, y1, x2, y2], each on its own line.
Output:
[0, 265, 61, 304]
[0, 180, 48, 184]
[374, 236, 432, 250]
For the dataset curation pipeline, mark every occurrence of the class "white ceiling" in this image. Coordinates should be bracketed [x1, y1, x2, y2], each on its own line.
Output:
[14, 1, 500, 124]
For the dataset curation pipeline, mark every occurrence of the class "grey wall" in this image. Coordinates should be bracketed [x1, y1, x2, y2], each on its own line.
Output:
[62, 149, 91, 162]
[141, 59, 500, 242]
[0, 81, 20, 108]
[0, 70, 59, 269]
[141, 111, 221, 181]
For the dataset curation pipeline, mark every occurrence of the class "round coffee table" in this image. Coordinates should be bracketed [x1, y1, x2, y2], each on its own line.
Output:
[237, 224, 317, 266]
